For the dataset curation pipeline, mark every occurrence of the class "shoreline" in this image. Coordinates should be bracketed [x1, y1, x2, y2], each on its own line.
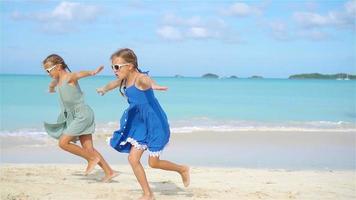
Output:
[1, 131, 355, 170]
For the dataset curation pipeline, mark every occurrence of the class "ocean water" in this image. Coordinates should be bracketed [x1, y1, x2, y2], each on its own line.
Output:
[0, 74, 355, 135]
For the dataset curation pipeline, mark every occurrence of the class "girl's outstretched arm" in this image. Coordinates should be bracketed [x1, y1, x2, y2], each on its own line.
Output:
[72, 66, 104, 81]
[96, 78, 122, 96]
[48, 78, 58, 93]
[151, 79, 168, 91]
[137, 74, 168, 91]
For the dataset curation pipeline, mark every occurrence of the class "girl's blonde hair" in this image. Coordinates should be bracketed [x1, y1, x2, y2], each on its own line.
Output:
[111, 48, 143, 96]
[111, 48, 138, 68]
[43, 54, 71, 72]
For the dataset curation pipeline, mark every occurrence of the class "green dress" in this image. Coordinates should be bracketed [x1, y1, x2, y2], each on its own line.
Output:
[44, 78, 95, 140]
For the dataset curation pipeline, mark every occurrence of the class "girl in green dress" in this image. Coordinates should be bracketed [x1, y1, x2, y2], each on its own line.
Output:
[43, 54, 117, 182]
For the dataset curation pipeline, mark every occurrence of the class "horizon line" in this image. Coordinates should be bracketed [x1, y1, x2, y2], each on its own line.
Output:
[0, 72, 355, 79]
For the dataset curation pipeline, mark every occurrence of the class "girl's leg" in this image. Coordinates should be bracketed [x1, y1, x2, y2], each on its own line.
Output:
[128, 147, 154, 200]
[58, 134, 100, 174]
[79, 134, 118, 181]
[148, 156, 190, 187]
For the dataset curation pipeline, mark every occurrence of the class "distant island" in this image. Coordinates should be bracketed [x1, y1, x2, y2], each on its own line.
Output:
[289, 73, 355, 80]
[202, 73, 219, 78]
[248, 75, 263, 79]
[172, 72, 355, 79]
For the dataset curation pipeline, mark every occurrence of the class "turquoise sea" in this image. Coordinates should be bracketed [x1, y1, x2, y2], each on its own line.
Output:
[0, 74, 355, 135]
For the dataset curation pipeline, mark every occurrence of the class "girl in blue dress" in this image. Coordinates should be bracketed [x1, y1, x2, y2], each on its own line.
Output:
[97, 48, 190, 200]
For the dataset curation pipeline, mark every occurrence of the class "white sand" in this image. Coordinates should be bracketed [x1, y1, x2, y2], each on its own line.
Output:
[1, 131, 355, 199]
[1, 164, 355, 200]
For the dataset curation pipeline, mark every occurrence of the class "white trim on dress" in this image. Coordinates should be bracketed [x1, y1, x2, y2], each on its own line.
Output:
[119, 137, 169, 157]
[120, 137, 148, 150]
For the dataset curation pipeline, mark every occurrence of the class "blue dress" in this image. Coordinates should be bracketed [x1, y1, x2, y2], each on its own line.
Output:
[109, 82, 170, 157]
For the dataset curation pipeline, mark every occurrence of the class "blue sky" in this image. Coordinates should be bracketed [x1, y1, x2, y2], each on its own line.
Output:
[0, 0, 355, 78]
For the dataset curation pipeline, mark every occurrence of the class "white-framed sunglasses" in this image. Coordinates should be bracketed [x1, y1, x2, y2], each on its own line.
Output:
[111, 63, 130, 71]
[46, 64, 57, 73]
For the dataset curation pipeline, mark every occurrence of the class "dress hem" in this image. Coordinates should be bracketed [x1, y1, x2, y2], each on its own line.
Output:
[110, 136, 168, 157]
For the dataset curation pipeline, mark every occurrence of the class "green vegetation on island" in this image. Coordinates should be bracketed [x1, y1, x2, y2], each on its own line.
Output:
[202, 73, 219, 78]
[178, 73, 356, 79]
[289, 73, 355, 80]
[248, 75, 263, 79]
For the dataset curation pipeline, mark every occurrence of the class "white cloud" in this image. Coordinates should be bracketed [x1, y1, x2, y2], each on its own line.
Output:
[293, 0, 355, 29]
[187, 26, 221, 39]
[156, 26, 183, 41]
[156, 13, 229, 41]
[162, 13, 202, 27]
[345, 0, 356, 15]
[293, 11, 341, 28]
[220, 2, 262, 17]
[50, 1, 99, 21]
[282, 0, 355, 41]
[264, 18, 331, 42]
[188, 27, 209, 38]
[10, 1, 101, 33]
[297, 29, 329, 41]
[268, 21, 291, 41]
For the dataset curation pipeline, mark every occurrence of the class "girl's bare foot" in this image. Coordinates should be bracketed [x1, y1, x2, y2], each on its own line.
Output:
[84, 157, 100, 175]
[138, 193, 155, 200]
[101, 171, 119, 183]
[180, 165, 190, 187]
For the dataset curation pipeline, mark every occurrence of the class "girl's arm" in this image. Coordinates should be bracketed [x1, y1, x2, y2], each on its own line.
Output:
[137, 75, 168, 91]
[96, 78, 122, 96]
[48, 78, 58, 93]
[151, 79, 168, 91]
[71, 66, 104, 82]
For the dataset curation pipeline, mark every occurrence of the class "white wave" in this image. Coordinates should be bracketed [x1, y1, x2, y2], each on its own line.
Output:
[170, 125, 356, 133]
[0, 130, 47, 137]
[1, 120, 355, 138]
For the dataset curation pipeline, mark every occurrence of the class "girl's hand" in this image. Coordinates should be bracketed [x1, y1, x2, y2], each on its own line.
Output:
[48, 87, 56, 93]
[152, 81, 168, 91]
[96, 87, 106, 96]
[91, 66, 104, 76]
[72, 66, 104, 81]
[48, 78, 58, 93]
[149, 77, 168, 91]
[95, 79, 121, 95]
[152, 85, 169, 91]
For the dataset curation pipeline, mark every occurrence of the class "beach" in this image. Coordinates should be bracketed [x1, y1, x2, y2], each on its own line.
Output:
[1, 164, 355, 200]
[1, 131, 355, 199]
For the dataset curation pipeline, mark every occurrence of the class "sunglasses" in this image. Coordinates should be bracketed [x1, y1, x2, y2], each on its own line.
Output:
[111, 63, 130, 71]
[46, 65, 57, 73]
